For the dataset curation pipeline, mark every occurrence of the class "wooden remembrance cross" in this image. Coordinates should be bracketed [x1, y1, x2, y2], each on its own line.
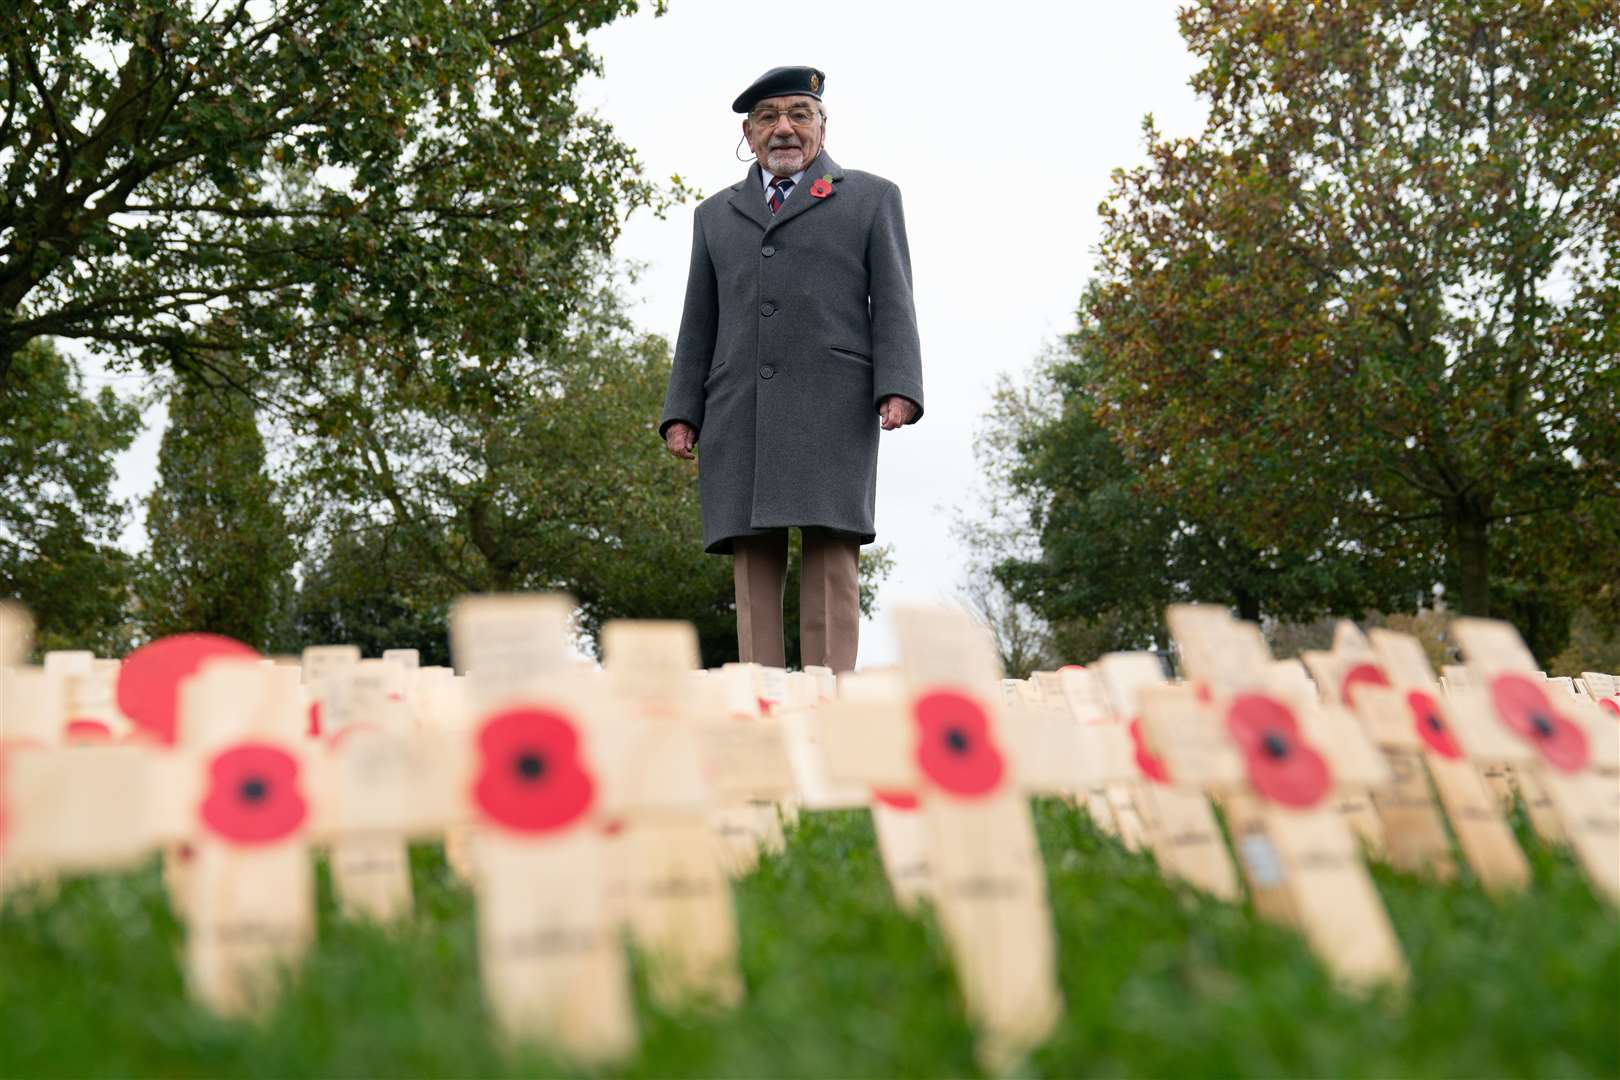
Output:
[1091, 652, 1242, 902]
[1, 606, 156, 899]
[1300, 623, 1456, 880]
[1451, 618, 1619, 905]
[315, 657, 418, 924]
[451, 594, 636, 1063]
[1143, 604, 1406, 989]
[819, 606, 1062, 1073]
[599, 619, 744, 1010]
[1359, 627, 1531, 894]
[174, 658, 317, 1017]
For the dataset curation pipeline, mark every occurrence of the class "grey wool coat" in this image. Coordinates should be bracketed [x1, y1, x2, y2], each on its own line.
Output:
[658, 148, 925, 554]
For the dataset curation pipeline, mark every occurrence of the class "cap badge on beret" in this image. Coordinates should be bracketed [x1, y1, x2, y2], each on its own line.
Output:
[809, 72, 819, 92]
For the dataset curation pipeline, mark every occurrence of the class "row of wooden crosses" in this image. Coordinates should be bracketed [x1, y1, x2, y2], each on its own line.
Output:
[0, 597, 1615, 1073]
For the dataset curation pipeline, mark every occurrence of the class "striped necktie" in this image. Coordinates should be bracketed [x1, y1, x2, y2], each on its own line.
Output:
[768, 176, 794, 214]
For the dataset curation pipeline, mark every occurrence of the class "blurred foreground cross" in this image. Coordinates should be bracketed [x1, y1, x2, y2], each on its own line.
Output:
[451, 594, 636, 1064]
[1089, 654, 1242, 902]
[1451, 619, 1619, 905]
[1302, 623, 1458, 881]
[819, 606, 1063, 1074]
[598, 620, 748, 1011]
[0, 602, 29, 667]
[1355, 626, 1531, 894]
[1140, 604, 1406, 990]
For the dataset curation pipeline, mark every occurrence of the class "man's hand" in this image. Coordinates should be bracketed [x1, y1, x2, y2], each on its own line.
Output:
[664, 421, 697, 459]
[878, 396, 919, 431]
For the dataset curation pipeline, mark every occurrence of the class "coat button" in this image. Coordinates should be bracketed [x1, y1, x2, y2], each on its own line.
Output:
[762, 245, 776, 257]
[760, 302, 775, 316]
[760, 365, 775, 379]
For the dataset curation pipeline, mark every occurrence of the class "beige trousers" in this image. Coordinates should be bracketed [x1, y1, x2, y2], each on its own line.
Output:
[732, 528, 862, 673]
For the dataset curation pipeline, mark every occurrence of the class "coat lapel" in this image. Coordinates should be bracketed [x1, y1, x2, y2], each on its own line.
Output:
[726, 151, 845, 234]
[766, 149, 843, 234]
[727, 163, 773, 232]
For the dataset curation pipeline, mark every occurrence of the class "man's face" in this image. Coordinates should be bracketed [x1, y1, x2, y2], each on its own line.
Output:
[744, 94, 825, 176]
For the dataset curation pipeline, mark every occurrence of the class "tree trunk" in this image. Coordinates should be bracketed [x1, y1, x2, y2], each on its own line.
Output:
[1449, 496, 1492, 617]
[1233, 585, 1261, 624]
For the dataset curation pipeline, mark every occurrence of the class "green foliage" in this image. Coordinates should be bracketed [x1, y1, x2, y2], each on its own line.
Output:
[972, 339, 1427, 655]
[280, 518, 457, 665]
[0, 339, 141, 654]
[1085, 0, 1620, 641]
[2, 804, 1615, 1076]
[1, 0, 687, 392]
[136, 371, 294, 649]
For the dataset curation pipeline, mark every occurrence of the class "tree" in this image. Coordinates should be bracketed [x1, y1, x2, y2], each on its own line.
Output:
[0, 338, 141, 653]
[136, 367, 293, 648]
[973, 339, 1428, 656]
[2, 1, 683, 391]
[1086, 0, 1619, 642]
[280, 515, 456, 666]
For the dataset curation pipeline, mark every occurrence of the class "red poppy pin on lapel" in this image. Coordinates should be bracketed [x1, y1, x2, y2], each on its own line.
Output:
[810, 174, 833, 198]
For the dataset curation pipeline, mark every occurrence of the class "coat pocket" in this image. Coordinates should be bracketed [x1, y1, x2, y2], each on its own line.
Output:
[704, 357, 730, 385]
[828, 345, 872, 365]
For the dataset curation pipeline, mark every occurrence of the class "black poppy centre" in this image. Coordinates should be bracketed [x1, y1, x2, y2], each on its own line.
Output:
[238, 776, 269, 803]
[1261, 731, 1291, 759]
[944, 727, 972, 754]
[515, 750, 549, 781]
[1528, 712, 1555, 739]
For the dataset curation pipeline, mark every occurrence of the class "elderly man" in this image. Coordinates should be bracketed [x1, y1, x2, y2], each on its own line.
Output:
[660, 65, 923, 673]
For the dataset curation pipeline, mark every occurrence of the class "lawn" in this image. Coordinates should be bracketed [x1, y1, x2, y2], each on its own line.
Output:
[2, 801, 1615, 1078]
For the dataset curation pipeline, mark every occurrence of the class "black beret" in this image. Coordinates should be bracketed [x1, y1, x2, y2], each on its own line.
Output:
[732, 65, 826, 113]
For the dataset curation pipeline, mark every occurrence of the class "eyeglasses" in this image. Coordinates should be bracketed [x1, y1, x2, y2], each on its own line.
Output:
[749, 106, 822, 129]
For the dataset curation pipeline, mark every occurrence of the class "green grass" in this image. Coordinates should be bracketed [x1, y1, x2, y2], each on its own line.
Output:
[2, 802, 1616, 1078]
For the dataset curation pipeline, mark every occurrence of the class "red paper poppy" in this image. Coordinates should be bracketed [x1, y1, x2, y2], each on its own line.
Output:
[757, 697, 775, 717]
[1488, 673, 1589, 773]
[1598, 696, 1620, 720]
[307, 700, 323, 737]
[1225, 693, 1332, 808]
[472, 706, 596, 834]
[1128, 717, 1171, 784]
[912, 689, 1006, 799]
[198, 742, 308, 845]
[872, 788, 919, 811]
[810, 176, 833, 198]
[1405, 690, 1462, 760]
[118, 633, 259, 745]
[1338, 662, 1390, 705]
[1193, 682, 1214, 705]
[64, 718, 113, 743]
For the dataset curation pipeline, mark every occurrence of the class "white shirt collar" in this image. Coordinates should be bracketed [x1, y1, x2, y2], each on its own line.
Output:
[761, 168, 806, 199]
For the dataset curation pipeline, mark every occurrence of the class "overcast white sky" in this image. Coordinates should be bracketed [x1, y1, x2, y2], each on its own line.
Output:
[100, 1, 1208, 666]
